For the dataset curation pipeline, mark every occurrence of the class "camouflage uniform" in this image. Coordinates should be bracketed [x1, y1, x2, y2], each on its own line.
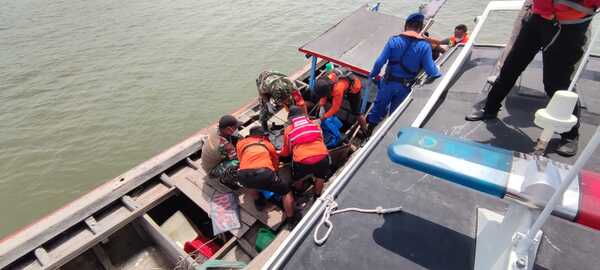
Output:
[208, 147, 239, 180]
[256, 71, 296, 130]
[201, 127, 241, 180]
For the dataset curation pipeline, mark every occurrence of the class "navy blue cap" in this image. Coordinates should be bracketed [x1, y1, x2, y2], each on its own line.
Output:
[406, 12, 425, 23]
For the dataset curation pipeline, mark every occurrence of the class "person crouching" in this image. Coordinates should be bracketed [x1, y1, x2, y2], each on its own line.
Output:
[279, 106, 331, 198]
[236, 126, 296, 222]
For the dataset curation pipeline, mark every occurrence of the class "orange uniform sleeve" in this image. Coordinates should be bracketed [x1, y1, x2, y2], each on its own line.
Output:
[278, 127, 291, 157]
[350, 77, 362, 94]
[323, 81, 347, 119]
[319, 97, 327, 106]
[267, 141, 279, 170]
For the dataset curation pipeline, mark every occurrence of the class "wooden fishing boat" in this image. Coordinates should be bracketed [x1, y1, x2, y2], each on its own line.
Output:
[0, 4, 433, 269]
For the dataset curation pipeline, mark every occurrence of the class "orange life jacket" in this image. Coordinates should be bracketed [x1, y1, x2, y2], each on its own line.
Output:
[553, 0, 599, 25]
[281, 120, 329, 163]
[327, 69, 361, 94]
[288, 116, 322, 147]
[237, 137, 278, 171]
[449, 33, 469, 46]
[399, 30, 425, 40]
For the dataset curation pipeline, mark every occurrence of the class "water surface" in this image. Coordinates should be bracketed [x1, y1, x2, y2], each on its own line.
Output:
[0, 0, 594, 237]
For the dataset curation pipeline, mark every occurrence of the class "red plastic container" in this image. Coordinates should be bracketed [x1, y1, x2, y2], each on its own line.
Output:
[183, 234, 222, 258]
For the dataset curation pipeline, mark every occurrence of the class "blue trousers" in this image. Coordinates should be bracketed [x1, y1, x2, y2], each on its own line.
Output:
[367, 80, 410, 125]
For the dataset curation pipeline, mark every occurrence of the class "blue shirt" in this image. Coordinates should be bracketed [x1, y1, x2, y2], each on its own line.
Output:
[369, 34, 441, 80]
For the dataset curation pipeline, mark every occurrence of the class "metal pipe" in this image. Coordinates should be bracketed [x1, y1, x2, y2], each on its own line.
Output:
[264, 92, 414, 270]
[360, 80, 371, 113]
[519, 125, 600, 253]
[309, 56, 318, 92]
[568, 21, 600, 92]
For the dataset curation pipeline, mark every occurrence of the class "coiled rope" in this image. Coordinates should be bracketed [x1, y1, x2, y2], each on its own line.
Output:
[313, 195, 403, 245]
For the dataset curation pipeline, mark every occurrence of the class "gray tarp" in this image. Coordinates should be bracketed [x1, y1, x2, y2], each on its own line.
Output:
[299, 7, 405, 76]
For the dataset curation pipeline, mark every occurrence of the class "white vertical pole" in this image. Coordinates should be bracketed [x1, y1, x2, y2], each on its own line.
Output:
[518, 126, 600, 252]
[568, 21, 600, 92]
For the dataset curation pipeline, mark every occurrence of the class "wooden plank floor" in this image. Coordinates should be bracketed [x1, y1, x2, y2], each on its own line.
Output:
[185, 157, 286, 231]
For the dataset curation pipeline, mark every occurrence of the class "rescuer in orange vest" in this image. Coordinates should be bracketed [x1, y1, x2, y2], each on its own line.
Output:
[466, 0, 600, 157]
[441, 24, 469, 47]
[279, 106, 331, 197]
[422, 24, 469, 59]
[314, 67, 368, 130]
[234, 126, 297, 223]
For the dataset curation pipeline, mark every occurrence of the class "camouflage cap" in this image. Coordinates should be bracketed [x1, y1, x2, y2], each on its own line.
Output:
[257, 71, 295, 105]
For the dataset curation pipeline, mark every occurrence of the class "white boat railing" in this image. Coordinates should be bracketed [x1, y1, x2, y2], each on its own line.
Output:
[263, 1, 526, 269]
[411, 0, 526, 128]
[568, 20, 600, 92]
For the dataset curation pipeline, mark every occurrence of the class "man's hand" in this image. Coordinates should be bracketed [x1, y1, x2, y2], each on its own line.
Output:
[357, 115, 368, 131]
[424, 36, 442, 46]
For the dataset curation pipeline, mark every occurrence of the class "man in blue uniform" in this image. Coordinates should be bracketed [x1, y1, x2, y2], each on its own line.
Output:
[366, 12, 442, 129]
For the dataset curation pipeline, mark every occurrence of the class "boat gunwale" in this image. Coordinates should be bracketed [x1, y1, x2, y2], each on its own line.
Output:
[0, 62, 318, 268]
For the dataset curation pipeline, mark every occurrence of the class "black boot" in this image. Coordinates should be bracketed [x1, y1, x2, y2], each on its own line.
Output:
[219, 166, 240, 190]
[556, 137, 578, 157]
[364, 123, 376, 137]
[254, 197, 267, 211]
[287, 213, 303, 230]
[465, 109, 498, 121]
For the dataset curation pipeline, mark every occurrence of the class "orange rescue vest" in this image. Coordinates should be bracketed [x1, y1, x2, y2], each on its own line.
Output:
[327, 68, 361, 94]
[237, 137, 277, 171]
[288, 116, 322, 147]
[449, 33, 469, 46]
[554, 0, 598, 25]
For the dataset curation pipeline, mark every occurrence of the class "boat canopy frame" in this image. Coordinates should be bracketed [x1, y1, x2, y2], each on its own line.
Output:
[301, 4, 406, 82]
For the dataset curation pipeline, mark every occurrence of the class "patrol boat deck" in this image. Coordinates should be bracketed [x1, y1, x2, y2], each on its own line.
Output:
[266, 2, 600, 270]
[271, 45, 600, 270]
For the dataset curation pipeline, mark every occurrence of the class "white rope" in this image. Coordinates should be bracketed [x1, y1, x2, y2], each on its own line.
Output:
[313, 195, 403, 245]
[173, 236, 219, 270]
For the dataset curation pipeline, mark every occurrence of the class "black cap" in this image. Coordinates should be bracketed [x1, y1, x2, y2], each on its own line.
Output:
[288, 105, 305, 119]
[314, 77, 333, 99]
[218, 115, 241, 129]
[406, 13, 425, 24]
[249, 126, 268, 136]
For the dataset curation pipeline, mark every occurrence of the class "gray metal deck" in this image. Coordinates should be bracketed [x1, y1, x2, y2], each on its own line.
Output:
[282, 46, 600, 270]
